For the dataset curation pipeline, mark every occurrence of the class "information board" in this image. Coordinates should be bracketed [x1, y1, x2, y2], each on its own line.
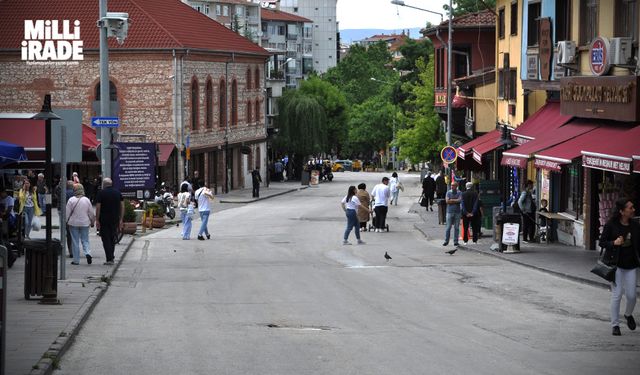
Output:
[112, 142, 156, 192]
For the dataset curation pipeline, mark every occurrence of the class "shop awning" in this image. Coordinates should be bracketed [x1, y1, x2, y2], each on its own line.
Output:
[457, 129, 500, 160]
[472, 137, 503, 164]
[157, 143, 176, 167]
[534, 123, 631, 172]
[0, 119, 98, 151]
[82, 125, 100, 151]
[634, 155, 640, 174]
[510, 101, 572, 145]
[501, 121, 599, 169]
[581, 126, 640, 174]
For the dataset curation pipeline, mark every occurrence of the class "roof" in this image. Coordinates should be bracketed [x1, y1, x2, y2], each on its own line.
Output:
[261, 8, 312, 23]
[422, 9, 495, 36]
[511, 102, 572, 145]
[0, 0, 268, 56]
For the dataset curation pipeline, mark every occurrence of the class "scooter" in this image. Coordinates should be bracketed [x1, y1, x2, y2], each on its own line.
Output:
[154, 183, 176, 219]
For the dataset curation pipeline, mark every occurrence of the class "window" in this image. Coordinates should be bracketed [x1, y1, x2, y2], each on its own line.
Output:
[580, 0, 598, 45]
[236, 6, 244, 17]
[615, 0, 638, 41]
[205, 79, 213, 129]
[527, 1, 541, 46]
[246, 100, 252, 123]
[246, 68, 252, 90]
[278, 26, 285, 35]
[435, 48, 445, 88]
[562, 161, 583, 218]
[510, 2, 518, 36]
[216, 4, 221, 16]
[555, 0, 571, 41]
[219, 79, 226, 128]
[255, 99, 260, 123]
[498, 69, 517, 100]
[454, 45, 471, 79]
[254, 68, 260, 90]
[95, 80, 117, 101]
[223, 5, 229, 17]
[231, 80, 238, 126]
[191, 78, 199, 130]
[508, 69, 517, 100]
[204, 4, 209, 15]
[498, 70, 505, 99]
[498, 7, 505, 39]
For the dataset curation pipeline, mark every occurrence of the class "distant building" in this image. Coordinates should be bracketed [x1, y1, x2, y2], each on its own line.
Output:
[182, 0, 262, 44]
[355, 32, 410, 61]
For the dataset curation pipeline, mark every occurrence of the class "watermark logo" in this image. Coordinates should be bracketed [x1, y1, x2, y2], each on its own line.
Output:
[21, 20, 83, 64]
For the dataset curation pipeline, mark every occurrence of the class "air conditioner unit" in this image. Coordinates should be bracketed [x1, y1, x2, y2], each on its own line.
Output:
[556, 41, 576, 64]
[610, 37, 633, 65]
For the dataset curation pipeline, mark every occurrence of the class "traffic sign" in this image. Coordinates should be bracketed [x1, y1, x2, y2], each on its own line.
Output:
[91, 117, 119, 127]
[441, 145, 458, 164]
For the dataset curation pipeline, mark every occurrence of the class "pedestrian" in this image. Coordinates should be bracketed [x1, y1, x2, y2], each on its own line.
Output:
[36, 173, 47, 215]
[194, 185, 214, 240]
[66, 184, 95, 265]
[95, 178, 123, 265]
[599, 198, 639, 336]
[251, 166, 262, 198]
[274, 160, 284, 182]
[422, 172, 436, 211]
[341, 185, 364, 245]
[461, 182, 480, 245]
[18, 179, 41, 239]
[389, 172, 402, 206]
[72, 171, 80, 184]
[435, 170, 447, 199]
[177, 183, 193, 240]
[0, 189, 16, 237]
[63, 180, 75, 257]
[518, 180, 536, 242]
[442, 181, 462, 247]
[356, 183, 372, 232]
[370, 177, 390, 232]
[192, 170, 203, 192]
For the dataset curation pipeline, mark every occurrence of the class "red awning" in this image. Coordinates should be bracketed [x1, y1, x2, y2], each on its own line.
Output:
[157, 143, 175, 167]
[581, 126, 640, 174]
[82, 125, 100, 151]
[535, 123, 631, 172]
[0, 119, 99, 151]
[510, 102, 572, 145]
[472, 137, 503, 164]
[501, 121, 599, 169]
[457, 129, 500, 160]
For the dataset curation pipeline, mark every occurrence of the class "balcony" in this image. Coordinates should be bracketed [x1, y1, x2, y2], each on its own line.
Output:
[267, 70, 285, 80]
[287, 33, 299, 40]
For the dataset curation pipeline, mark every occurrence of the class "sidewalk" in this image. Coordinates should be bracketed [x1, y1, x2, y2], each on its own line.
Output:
[411, 203, 639, 291]
[4, 181, 307, 375]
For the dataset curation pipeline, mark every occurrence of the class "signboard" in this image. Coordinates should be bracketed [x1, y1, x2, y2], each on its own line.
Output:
[502, 223, 520, 245]
[538, 18, 553, 80]
[440, 146, 457, 164]
[582, 152, 631, 174]
[434, 89, 447, 107]
[560, 76, 640, 121]
[534, 157, 563, 172]
[310, 170, 319, 185]
[112, 142, 157, 192]
[526, 54, 538, 80]
[501, 154, 527, 169]
[52, 109, 83, 163]
[464, 116, 474, 138]
[91, 117, 119, 127]
[589, 37, 611, 76]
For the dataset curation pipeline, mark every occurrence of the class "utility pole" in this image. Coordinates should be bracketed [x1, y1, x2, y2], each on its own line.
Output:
[99, 0, 111, 178]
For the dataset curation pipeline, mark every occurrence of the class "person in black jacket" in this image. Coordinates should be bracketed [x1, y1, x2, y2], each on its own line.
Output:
[422, 173, 436, 211]
[435, 170, 447, 199]
[599, 198, 640, 336]
[251, 167, 262, 198]
[460, 182, 480, 244]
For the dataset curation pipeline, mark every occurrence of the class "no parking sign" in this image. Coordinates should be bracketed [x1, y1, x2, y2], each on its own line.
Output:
[440, 146, 458, 164]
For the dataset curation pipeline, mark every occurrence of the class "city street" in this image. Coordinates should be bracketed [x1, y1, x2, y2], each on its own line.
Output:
[55, 172, 640, 375]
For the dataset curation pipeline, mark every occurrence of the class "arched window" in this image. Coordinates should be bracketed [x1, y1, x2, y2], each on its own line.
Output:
[254, 67, 260, 90]
[219, 79, 226, 128]
[231, 79, 238, 126]
[254, 99, 260, 124]
[205, 78, 213, 129]
[246, 100, 252, 123]
[246, 68, 252, 90]
[191, 78, 199, 130]
[95, 80, 117, 101]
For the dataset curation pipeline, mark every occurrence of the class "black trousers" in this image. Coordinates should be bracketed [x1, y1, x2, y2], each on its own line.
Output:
[373, 206, 388, 229]
[252, 183, 260, 198]
[462, 215, 480, 243]
[521, 213, 535, 241]
[100, 222, 117, 261]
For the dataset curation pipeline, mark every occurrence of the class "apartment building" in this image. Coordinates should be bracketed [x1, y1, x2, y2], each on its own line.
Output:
[183, 0, 262, 44]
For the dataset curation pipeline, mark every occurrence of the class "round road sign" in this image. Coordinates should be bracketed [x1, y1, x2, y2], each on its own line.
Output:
[441, 146, 458, 164]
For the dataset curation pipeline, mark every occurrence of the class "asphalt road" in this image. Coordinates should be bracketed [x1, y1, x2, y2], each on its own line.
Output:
[56, 172, 640, 375]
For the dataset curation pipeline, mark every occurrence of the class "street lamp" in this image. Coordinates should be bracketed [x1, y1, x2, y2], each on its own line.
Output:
[370, 77, 398, 169]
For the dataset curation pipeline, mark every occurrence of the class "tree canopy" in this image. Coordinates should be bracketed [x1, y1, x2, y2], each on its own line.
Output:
[444, 0, 496, 17]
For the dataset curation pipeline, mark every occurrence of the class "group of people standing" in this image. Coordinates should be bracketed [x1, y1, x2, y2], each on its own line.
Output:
[177, 174, 214, 241]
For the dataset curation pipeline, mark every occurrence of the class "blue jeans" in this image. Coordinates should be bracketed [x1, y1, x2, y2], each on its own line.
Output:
[390, 190, 399, 205]
[23, 206, 34, 238]
[38, 193, 46, 214]
[444, 212, 461, 245]
[344, 209, 360, 241]
[69, 225, 91, 263]
[198, 211, 210, 236]
[181, 209, 192, 239]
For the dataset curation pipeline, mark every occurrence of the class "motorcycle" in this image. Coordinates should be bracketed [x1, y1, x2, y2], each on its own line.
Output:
[154, 183, 176, 219]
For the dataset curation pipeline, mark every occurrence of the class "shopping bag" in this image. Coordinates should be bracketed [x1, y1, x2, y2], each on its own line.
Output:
[31, 215, 41, 232]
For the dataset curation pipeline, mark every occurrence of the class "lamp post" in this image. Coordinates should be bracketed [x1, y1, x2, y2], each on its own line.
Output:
[370, 77, 398, 169]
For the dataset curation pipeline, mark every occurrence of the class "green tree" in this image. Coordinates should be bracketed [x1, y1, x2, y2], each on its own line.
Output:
[444, 0, 496, 17]
[346, 95, 396, 160]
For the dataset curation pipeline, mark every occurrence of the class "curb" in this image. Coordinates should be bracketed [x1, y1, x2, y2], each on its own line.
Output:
[28, 237, 136, 375]
[218, 186, 307, 204]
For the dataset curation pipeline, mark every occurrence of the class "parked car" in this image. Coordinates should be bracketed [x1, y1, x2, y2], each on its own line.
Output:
[332, 159, 353, 172]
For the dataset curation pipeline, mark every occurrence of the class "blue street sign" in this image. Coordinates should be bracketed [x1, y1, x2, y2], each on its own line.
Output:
[91, 117, 119, 127]
[440, 145, 458, 164]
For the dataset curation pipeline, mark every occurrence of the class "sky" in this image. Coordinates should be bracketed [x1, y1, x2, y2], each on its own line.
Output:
[337, 0, 449, 30]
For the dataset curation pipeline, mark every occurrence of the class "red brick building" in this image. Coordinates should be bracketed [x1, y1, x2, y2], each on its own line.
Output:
[0, 0, 269, 192]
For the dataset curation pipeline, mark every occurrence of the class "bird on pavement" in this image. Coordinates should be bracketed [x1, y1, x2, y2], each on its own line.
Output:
[384, 251, 392, 261]
[445, 249, 457, 255]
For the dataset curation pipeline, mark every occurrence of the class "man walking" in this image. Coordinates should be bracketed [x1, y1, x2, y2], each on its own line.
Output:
[443, 181, 462, 247]
[370, 177, 390, 232]
[251, 166, 262, 198]
[195, 185, 214, 240]
[95, 178, 123, 265]
[518, 180, 536, 242]
[461, 182, 480, 244]
[422, 172, 436, 211]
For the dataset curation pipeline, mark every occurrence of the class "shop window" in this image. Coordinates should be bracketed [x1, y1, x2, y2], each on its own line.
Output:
[615, 0, 638, 41]
[562, 161, 583, 218]
[510, 2, 518, 36]
[191, 77, 199, 130]
[231, 80, 238, 126]
[205, 78, 213, 129]
[527, 1, 541, 47]
[246, 68, 252, 90]
[219, 79, 226, 128]
[555, 0, 571, 41]
[498, 7, 505, 39]
[580, 0, 598, 46]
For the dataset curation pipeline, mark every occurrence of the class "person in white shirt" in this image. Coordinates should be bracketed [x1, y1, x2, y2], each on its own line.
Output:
[341, 185, 364, 245]
[177, 183, 193, 240]
[370, 177, 390, 232]
[65, 184, 95, 265]
[389, 172, 402, 205]
[194, 186, 214, 240]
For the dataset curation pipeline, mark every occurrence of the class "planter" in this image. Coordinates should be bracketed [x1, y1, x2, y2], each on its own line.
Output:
[145, 216, 166, 228]
[122, 222, 137, 234]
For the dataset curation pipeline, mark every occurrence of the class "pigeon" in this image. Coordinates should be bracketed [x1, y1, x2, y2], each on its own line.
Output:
[384, 251, 392, 261]
[173, 249, 177, 252]
[445, 249, 457, 255]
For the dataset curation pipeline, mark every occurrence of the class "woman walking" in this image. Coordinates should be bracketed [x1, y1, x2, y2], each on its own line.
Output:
[599, 198, 639, 336]
[389, 172, 402, 205]
[18, 179, 41, 239]
[66, 184, 95, 265]
[341, 185, 364, 245]
[177, 184, 193, 240]
[356, 183, 372, 231]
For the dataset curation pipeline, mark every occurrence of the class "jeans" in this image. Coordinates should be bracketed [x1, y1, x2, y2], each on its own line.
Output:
[69, 225, 91, 263]
[390, 190, 399, 205]
[100, 222, 117, 262]
[344, 209, 360, 241]
[181, 209, 192, 239]
[611, 267, 638, 327]
[198, 211, 210, 237]
[521, 212, 535, 241]
[444, 212, 461, 245]
[23, 206, 34, 238]
[38, 193, 46, 214]
[373, 206, 388, 229]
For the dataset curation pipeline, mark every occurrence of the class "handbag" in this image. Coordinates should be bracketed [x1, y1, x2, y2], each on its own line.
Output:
[590, 260, 617, 282]
[419, 194, 428, 207]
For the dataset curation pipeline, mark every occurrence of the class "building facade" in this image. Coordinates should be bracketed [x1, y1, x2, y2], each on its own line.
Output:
[182, 0, 262, 45]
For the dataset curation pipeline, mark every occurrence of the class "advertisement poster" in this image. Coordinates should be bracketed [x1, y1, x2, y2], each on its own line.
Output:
[502, 223, 520, 245]
[112, 142, 156, 193]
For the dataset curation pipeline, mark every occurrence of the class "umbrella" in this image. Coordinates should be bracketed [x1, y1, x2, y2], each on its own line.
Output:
[0, 140, 28, 167]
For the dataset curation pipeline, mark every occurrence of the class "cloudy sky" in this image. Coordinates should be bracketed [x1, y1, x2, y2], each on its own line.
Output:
[337, 0, 449, 30]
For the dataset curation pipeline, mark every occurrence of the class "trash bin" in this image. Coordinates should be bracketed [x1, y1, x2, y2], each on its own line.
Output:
[301, 171, 310, 185]
[496, 213, 521, 252]
[436, 198, 446, 225]
[24, 239, 60, 300]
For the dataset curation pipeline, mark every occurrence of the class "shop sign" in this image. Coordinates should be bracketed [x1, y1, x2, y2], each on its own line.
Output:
[458, 148, 467, 160]
[435, 89, 447, 107]
[502, 223, 520, 245]
[589, 37, 611, 76]
[473, 150, 483, 164]
[534, 157, 562, 172]
[501, 154, 527, 169]
[633, 156, 640, 174]
[539, 18, 552, 80]
[560, 76, 640, 122]
[526, 54, 538, 80]
[582, 153, 631, 174]
[464, 115, 474, 138]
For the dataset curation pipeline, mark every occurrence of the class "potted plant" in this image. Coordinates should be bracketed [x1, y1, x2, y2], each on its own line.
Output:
[145, 202, 166, 228]
[122, 199, 137, 234]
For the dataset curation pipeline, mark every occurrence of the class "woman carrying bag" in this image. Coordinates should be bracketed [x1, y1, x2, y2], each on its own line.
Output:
[18, 179, 41, 239]
[66, 184, 95, 265]
[599, 198, 640, 336]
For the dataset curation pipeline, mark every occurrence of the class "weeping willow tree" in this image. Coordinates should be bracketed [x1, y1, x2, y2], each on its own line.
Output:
[275, 90, 327, 178]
